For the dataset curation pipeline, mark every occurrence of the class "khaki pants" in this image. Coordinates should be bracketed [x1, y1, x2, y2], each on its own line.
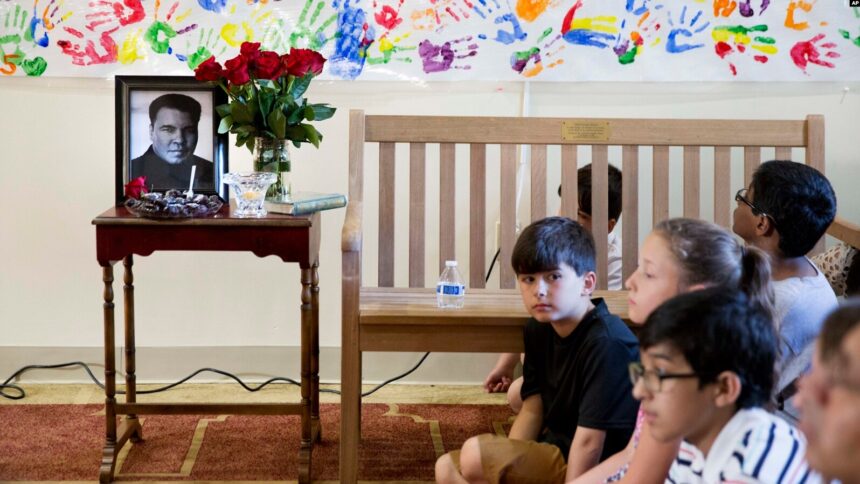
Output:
[447, 433, 567, 484]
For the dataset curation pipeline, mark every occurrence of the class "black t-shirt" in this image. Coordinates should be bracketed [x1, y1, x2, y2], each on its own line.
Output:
[130, 146, 215, 191]
[520, 298, 639, 461]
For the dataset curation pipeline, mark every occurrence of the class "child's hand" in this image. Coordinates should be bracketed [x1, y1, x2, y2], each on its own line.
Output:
[484, 368, 514, 393]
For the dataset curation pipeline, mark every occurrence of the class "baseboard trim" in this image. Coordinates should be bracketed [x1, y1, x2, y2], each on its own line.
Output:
[0, 347, 500, 385]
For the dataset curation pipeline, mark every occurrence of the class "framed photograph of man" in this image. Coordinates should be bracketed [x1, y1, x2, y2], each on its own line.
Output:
[115, 76, 228, 205]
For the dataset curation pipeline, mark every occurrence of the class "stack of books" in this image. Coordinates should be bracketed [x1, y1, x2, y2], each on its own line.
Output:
[264, 191, 347, 215]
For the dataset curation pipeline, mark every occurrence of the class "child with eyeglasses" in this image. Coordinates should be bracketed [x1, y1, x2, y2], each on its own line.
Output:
[733, 160, 838, 422]
[572, 218, 773, 484]
[634, 288, 816, 483]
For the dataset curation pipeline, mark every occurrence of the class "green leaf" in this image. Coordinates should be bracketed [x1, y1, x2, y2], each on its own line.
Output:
[289, 74, 312, 99]
[218, 115, 233, 134]
[216, 103, 232, 118]
[268, 109, 287, 139]
[231, 103, 253, 124]
[302, 123, 321, 148]
[283, 125, 306, 142]
[304, 105, 315, 121]
[308, 104, 336, 121]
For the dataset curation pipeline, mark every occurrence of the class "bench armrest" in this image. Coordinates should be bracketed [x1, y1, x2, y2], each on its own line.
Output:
[828, 216, 860, 249]
[341, 201, 363, 253]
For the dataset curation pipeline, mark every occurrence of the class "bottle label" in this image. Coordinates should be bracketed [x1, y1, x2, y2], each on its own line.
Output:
[437, 283, 465, 296]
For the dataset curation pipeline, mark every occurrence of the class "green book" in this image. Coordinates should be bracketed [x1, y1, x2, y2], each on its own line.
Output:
[264, 191, 347, 215]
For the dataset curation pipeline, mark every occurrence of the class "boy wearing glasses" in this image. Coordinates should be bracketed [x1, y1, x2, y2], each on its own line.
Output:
[733, 159, 837, 421]
[633, 288, 816, 483]
[795, 300, 860, 483]
[436, 217, 639, 483]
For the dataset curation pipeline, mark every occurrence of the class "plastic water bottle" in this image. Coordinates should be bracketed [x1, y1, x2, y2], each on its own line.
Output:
[436, 260, 466, 308]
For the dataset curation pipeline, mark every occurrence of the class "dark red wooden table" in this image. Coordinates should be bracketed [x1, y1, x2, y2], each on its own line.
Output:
[93, 206, 321, 483]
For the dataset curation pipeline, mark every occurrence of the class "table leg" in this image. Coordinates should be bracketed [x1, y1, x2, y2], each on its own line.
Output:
[310, 261, 321, 443]
[99, 264, 117, 483]
[298, 266, 313, 484]
[123, 256, 143, 443]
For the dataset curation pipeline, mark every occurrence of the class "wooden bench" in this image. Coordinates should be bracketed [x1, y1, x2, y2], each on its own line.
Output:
[339, 111, 825, 483]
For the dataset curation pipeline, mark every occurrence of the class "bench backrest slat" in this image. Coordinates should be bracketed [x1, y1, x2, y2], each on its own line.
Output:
[378, 142, 396, 287]
[469, 144, 487, 289]
[409, 143, 426, 288]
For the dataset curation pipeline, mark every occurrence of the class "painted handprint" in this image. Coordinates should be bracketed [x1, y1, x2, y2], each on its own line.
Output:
[177, 27, 226, 69]
[666, 5, 709, 54]
[561, 0, 618, 49]
[510, 28, 563, 77]
[613, 0, 663, 65]
[516, 0, 559, 23]
[0, 4, 47, 75]
[712, 24, 776, 75]
[221, 4, 277, 48]
[144, 1, 197, 55]
[197, 0, 229, 14]
[418, 35, 478, 73]
[85, 0, 145, 32]
[329, 0, 375, 80]
[27, 0, 71, 47]
[790, 33, 839, 74]
[411, 0, 473, 32]
[366, 31, 415, 65]
[57, 27, 118, 65]
[472, 0, 501, 20]
[288, 0, 338, 50]
[784, 0, 826, 31]
[117, 27, 146, 64]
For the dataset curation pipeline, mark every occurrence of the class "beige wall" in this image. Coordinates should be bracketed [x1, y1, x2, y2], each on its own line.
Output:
[0, 78, 857, 382]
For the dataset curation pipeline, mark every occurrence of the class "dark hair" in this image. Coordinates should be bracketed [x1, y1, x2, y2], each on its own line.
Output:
[511, 216, 595, 276]
[818, 299, 860, 366]
[557, 163, 623, 222]
[750, 160, 836, 257]
[654, 218, 774, 321]
[149, 93, 202, 124]
[639, 287, 778, 409]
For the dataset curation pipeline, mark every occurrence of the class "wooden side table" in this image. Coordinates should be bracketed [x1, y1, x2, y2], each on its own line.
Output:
[93, 206, 321, 483]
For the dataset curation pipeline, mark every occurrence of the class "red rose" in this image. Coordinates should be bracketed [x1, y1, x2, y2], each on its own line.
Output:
[253, 50, 284, 79]
[194, 56, 224, 82]
[124, 176, 149, 199]
[283, 48, 326, 77]
[224, 54, 250, 85]
[240, 41, 261, 61]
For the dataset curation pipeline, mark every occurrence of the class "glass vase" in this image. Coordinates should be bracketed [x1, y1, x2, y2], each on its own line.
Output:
[252, 137, 291, 200]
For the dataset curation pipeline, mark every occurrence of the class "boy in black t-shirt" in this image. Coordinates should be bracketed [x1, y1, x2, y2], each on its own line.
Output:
[435, 217, 639, 484]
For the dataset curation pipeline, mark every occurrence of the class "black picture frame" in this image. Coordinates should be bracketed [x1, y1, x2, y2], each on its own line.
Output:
[115, 75, 228, 205]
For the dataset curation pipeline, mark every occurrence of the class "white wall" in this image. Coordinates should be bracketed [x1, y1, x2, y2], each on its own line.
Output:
[1, 78, 858, 382]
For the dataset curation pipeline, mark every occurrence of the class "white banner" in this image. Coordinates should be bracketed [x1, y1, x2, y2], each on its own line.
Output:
[0, 0, 858, 80]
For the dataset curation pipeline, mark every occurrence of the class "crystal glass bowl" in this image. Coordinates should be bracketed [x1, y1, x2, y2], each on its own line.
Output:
[223, 172, 278, 218]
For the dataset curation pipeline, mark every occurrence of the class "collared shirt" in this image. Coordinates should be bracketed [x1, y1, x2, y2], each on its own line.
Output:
[667, 408, 819, 484]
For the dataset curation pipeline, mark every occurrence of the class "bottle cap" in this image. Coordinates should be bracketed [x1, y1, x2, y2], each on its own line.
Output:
[445, 260, 458, 267]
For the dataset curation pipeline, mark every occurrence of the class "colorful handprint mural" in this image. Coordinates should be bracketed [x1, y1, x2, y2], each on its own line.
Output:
[0, 0, 857, 80]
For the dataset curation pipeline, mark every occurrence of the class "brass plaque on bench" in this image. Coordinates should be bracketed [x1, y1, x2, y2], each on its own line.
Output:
[562, 121, 610, 142]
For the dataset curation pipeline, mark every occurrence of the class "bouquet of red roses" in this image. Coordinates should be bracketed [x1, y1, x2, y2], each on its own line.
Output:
[194, 42, 335, 151]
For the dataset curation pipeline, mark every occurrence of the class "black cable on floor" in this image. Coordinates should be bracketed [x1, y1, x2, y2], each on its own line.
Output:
[4, 247, 496, 402]
[1, 353, 430, 401]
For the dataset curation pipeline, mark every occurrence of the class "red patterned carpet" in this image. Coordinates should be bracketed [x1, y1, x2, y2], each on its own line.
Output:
[0, 403, 514, 481]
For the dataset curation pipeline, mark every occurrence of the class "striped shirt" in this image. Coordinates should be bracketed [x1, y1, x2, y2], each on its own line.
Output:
[666, 408, 819, 484]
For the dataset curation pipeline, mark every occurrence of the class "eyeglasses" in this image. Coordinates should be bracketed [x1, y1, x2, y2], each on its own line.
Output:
[735, 188, 777, 227]
[628, 361, 698, 393]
